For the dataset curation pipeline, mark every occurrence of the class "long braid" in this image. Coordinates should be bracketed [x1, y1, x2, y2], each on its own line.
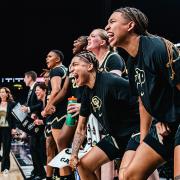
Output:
[162, 38, 180, 80]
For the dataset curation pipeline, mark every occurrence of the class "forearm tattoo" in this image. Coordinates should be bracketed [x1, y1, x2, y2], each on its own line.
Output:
[175, 175, 180, 180]
[72, 131, 85, 155]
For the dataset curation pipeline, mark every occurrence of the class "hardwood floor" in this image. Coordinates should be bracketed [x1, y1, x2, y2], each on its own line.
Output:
[0, 153, 24, 180]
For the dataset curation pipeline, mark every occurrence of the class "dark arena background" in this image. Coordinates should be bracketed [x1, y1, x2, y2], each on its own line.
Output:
[0, 0, 179, 179]
[1, 0, 180, 101]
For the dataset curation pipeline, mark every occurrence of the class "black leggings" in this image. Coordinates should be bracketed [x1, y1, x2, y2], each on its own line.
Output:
[0, 127, 11, 171]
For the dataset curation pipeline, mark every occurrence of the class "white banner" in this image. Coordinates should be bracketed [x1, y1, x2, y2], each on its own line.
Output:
[48, 114, 100, 169]
[85, 113, 100, 148]
[48, 147, 91, 168]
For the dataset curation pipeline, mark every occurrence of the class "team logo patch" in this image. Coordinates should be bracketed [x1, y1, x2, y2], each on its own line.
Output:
[91, 96, 102, 113]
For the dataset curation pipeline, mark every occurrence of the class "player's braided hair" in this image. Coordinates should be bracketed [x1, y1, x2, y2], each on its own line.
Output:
[75, 51, 99, 71]
[162, 38, 180, 80]
[114, 7, 150, 36]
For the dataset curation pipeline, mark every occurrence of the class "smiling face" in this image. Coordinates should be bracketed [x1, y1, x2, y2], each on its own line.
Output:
[70, 56, 91, 87]
[46, 51, 60, 69]
[35, 86, 46, 101]
[105, 12, 132, 47]
[0, 88, 8, 101]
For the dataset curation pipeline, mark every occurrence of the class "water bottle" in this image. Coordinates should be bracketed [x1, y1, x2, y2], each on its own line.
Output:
[66, 96, 78, 126]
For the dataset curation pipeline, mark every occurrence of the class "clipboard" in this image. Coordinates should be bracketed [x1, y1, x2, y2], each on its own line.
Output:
[12, 102, 28, 122]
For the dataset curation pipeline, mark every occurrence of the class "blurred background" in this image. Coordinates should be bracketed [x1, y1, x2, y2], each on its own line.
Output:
[0, 0, 180, 101]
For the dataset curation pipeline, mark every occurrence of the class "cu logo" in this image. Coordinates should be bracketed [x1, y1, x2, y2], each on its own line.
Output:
[91, 96, 102, 112]
[135, 68, 146, 96]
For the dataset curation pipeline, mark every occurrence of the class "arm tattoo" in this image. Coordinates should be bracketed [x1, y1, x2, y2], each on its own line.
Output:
[175, 175, 180, 180]
[72, 131, 86, 155]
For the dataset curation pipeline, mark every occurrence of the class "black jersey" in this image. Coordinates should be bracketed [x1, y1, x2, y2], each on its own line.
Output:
[69, 51, 125, 102]
[48, 65, 67, 92]
[48, 65, 67, 91]
[127, 35, 180, 123]
[80, 72, 139, 137]
[99, 51, 125, 73]
[48, 65, 68, 114]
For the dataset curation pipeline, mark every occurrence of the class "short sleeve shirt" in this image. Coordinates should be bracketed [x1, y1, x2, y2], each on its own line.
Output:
[99, 51, 125, 73]
[80, 72, 139, 137]
[48, 65, 67, 92]
[127, 35, 180, 122]
[48, 65, 68, 114]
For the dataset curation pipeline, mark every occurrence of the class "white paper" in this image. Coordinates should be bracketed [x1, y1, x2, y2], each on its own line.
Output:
[49, 114, 100, 169]
[48, 147, 91, 168]
[12, 103, 28, 122]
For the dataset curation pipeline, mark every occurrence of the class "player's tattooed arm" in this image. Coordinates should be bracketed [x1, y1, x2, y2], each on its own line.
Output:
[71, 116, 87, 156]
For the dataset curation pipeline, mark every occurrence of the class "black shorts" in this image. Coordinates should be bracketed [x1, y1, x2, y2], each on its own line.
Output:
[44, 122, 52, 138]
[96, 134, 131, 161]
[143, 122, 180, 161]
[46, 113, 66, 129]
[51, 114, 66, 129]
[126, 132, 140, 151]
[44, 114, 66, 137]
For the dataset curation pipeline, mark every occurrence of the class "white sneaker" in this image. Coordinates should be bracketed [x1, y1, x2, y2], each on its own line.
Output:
[3, 169, 9, 175]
